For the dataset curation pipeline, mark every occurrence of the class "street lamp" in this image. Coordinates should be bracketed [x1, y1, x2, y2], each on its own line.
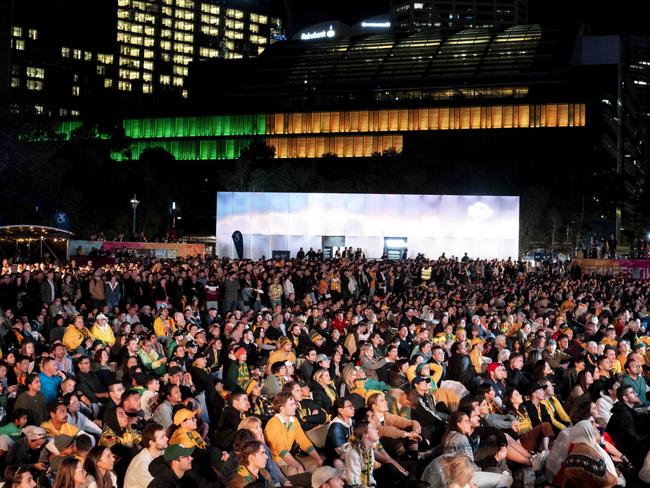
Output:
[130, 194, 140, 239]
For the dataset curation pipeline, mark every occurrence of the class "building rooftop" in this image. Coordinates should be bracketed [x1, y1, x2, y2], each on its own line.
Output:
[191, 24, 570, 111]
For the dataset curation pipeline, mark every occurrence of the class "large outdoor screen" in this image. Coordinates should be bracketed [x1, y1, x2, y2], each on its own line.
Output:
[216, 192, 519, 259]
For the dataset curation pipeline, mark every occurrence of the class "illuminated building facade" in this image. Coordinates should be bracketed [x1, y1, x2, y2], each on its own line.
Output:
[390, 0, 528, 31]
[99, 102, 584, 160]
[0, 0, 281, 115]
[115, 0, 280, 97]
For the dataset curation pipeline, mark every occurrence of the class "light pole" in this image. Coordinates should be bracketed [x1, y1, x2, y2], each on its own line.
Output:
[130, 194, 140, 240]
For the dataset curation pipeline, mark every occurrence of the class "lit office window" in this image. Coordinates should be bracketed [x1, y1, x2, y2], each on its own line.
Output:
[73, 49, 82, 59]
[61, 47, 70, 57]
[118, 80, 132, 91]
[227, 9, 244, 19]
[200, 3, 219, 14]
[98, 53, 114, 64]
[173, 76, 184, 86]
[104, 78, 113, 88]
[26, 80, 43, 91]
[26, 67, 45, 78]
[201, 13, 218, 24]
[35, 105, 44, 114]
[201, 25, 219, 36]
[11, 77, 20, 88]
[199, 47, 218, 58]
[12, 26, 22, 37]
[160, 74, 171, 85]
[28, 29, 38, 40]
[72, 86, 80, 96]
[84, 51, 93, 61]
[13, 39, 25, 50]
[143, 83, 152, 93]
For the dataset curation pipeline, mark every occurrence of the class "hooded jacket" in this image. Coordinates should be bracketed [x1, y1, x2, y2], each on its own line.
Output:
[606, 401, 650, 464]
[147, 456, 214, 488]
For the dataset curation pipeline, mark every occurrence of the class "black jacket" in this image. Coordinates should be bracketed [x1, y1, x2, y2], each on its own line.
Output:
[311, 382, 335, 412]
[606, 402, 650, 464]
[522, 400, 553, 429]
[215, 405, 245, 451]
[148, 456, 216, 488]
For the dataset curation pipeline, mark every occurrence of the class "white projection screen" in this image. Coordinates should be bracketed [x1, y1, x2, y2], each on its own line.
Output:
[216, 192, 519, 259]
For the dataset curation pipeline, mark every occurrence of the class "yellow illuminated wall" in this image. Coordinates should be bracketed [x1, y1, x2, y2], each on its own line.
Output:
[267, 135, 403, 159]
[266, 103, 586, 135]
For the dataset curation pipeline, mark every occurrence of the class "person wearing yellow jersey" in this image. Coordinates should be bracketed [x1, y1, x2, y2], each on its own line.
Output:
[41, 401, 80, 438]
[603, 346, 623, 375]
[227, 440, 274, 488]
[62, 315, 92, 353]
[468, 338, 485, 374]
[266, 336, 296, 374]
[539, 380, 570, 433]
[168, 408, 207, 449]
[90, 313, 116, 346]
[153, 305, 176, 340]
[420, 264, 432, 286]
[504, 387, 554, 453]
[617, 340, 631, 369]
[264, 391, 323, 475]
[99, 406, 142, 464]
[600, 326, 618, 348]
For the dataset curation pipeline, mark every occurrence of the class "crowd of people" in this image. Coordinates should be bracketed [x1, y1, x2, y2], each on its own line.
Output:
[0, 252, 649, 488]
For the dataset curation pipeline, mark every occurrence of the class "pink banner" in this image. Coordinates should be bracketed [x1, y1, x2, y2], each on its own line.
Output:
[70, 240, 206, 259]
[574, 259, 650, 279]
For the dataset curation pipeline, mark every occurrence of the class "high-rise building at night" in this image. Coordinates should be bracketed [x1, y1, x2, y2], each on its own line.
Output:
[1, 0, 282, 116]
[114, 0, 280, 97]
[390, 0, 528, 31]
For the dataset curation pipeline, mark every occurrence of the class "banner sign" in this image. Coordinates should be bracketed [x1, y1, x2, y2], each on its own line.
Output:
[70, 240, 206, 259]
[232, 231, 243, 259]
[573, 259, 650, 279]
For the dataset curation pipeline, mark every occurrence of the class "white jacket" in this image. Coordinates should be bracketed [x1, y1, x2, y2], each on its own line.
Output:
[596, 390, 616, 425]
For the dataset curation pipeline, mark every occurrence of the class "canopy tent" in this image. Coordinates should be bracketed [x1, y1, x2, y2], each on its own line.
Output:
[0, 225, 75, 263]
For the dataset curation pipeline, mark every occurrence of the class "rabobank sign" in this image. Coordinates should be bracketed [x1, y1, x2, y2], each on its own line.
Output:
[300, 25, 336, 41]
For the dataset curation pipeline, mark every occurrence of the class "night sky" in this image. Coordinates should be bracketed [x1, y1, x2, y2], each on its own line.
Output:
[273, 0, 646, 38]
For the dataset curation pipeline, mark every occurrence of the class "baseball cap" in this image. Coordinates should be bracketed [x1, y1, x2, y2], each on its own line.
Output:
[22, 425, 48, 441]
[410, 376, 431, 387]
[311, 466, 340, 488]
[173, 408, 197, 426]
[526, 381, 548, 396]
[315, 354, 330, 363]
[192, 351, 207, 361]
[53, 434, 75, 453]
[487, 362, 503, 375]
[164, 444, 195, 463]
[96, 313, 108, 321]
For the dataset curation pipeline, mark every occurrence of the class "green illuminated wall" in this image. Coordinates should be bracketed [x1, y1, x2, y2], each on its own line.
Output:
[112, 138, 255, 161]
[57, 120, 84, 139]
[122, 114, 266, 138]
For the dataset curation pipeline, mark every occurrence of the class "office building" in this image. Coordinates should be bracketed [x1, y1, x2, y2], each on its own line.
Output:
[1, 0, 281, 116]
[390, 0, 528, 31]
